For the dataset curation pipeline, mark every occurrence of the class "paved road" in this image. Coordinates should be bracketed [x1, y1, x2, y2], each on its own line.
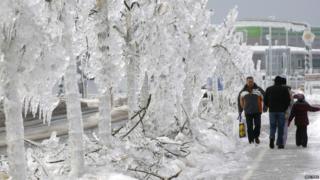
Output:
[0, 106, 128, 148]
[221, 113, 320, 180]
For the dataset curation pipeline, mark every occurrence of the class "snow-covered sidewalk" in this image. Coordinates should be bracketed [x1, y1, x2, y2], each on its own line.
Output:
[220, 111, 320, 180]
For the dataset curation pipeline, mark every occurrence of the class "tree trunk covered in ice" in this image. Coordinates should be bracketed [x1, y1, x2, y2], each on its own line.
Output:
[182, 62, 193, 117]
[95, 0, 112, 145]
[127, 58, 139, 118]
[62, 1, 84, 177]
[3, 81, 26, 180]
[98, 91, 112, 144]
[0, 3, 27, 179]
[139, 72, 149, 108]
[65, 59, 85, 178]
[124, 0, 140, 118]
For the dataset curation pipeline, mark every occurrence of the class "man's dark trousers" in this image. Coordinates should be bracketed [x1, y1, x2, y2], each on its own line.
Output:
[245, 113, 261, 143]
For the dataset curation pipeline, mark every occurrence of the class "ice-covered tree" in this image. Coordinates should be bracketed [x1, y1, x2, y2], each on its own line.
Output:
[43, 0, 93, 177]
[112, 0, 145, 118]
[0, 0, 67, 179]
[59, 0, 86, 177]
[139, 1, 189, 137]
[210, 8, 256, 112]
[89, 0, 124, 145]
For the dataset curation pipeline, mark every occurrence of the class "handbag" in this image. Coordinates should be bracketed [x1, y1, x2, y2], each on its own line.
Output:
[238, 115, 246, 138]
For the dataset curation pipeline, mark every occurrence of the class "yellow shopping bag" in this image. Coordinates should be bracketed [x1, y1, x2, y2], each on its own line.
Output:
[239, 122, 246, 138]
[238, 115, 246, 138]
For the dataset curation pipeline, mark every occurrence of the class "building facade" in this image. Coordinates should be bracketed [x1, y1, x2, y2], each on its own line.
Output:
[235, 19, 320, 89]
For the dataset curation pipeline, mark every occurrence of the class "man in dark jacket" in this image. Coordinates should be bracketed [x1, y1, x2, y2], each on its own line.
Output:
[288, 94, 320, 147]
[238, 76, 265, 144]
[264, 76, 291, 149]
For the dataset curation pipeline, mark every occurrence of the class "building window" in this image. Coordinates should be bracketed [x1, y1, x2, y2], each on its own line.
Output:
[313, 59, 320, 68]
[298, 59, 304, 69]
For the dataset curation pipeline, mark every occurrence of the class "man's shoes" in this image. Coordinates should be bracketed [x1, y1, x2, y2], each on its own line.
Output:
[269, 138, 275, 149]
[255, 137, 260, 144]
[278, 145, 284, 149]
[302, 144, 307, 148]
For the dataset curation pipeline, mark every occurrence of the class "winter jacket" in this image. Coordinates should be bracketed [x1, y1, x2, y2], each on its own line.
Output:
[237, 83, 265, 114]
[264, 82, 291, 112]
[288, 100, 320, 126]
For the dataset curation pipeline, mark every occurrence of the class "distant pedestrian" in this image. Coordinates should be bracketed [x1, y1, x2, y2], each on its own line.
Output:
[264, 76, 291, 149]
[238, 76, 265, 144]
[288, 94, 320, 148]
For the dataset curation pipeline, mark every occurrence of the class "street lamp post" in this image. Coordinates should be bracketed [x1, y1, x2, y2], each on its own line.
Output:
[302, 27, 315, 94]
[302, 27, 315, 74]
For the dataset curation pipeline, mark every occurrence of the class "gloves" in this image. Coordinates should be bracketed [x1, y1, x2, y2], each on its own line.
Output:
[263, 106, 268, 113]
[237, 112, 242, 121]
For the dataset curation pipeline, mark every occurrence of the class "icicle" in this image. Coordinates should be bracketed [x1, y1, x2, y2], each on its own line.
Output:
[23, 96, 30, 118]
[30, 97, 40, 118]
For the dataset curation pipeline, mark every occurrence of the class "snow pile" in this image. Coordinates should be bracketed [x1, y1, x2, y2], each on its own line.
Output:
[5, 110, 242, 179]
[0, 0, 258, 179]
[80, 173, 138, 180]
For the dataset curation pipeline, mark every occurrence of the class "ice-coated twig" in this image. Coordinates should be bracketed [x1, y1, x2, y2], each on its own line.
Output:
[173, 116, 182, 132]
[208, 125, 228, 137]
[121, 95, 151, 139]
[31, 154, 49, 177]
[52, 145, 67, 159]
[128, 167, 182, 180]
[128, 167, 163, 179]
[24, 138, 43, 149]
[112, 126, 124, 136]
[48, 159, 65, 164]
[85, 148, 102, 155]
[163, 148, 190, 158]
[180, 104, 192, 135]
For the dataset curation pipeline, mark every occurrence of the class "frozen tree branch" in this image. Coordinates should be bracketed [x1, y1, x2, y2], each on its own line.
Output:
[163, 148, 190, 158]
[208, 125, 228, 137]
[112, 126, 124, 136]
[212, 44, 231, 55]
[48, 159, 65, 164]
[128, 167, 182, 180]
[24, 138, 43, 148]
[121, 94, 151, 139]
[128, 167, 163, 179]
[113, 25, 125, 37]
[31, 154, 49, 177]
[180, 104, 192, 135]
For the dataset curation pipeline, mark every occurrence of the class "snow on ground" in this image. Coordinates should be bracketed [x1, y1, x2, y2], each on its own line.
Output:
[0, 111, 249, 179]
[80, 172, 138, 180]
[216, 96, 320, 180]
[2, 95, 320, 179]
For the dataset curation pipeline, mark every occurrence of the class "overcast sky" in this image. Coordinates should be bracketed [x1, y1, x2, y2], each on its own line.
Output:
[207, 0, 320, 26]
